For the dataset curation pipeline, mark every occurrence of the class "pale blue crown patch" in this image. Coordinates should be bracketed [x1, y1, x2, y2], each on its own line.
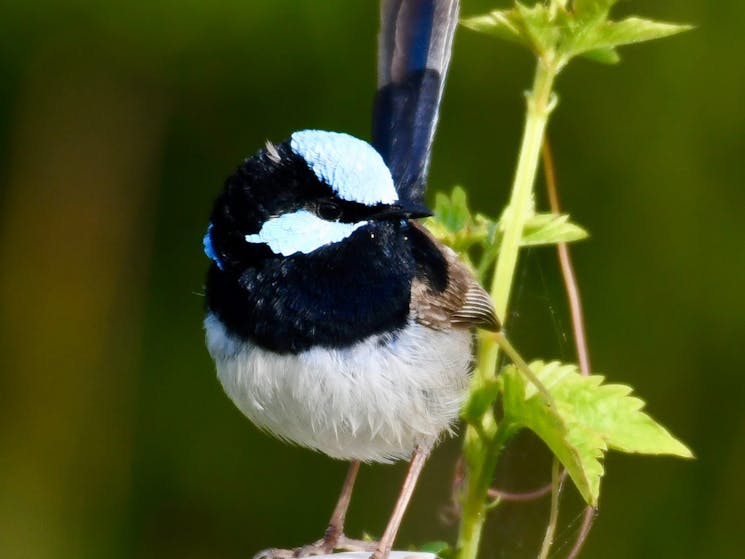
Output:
[245, 210, 368, 257]
[203, 223, 224, 269]
[290, 130, 398, 206]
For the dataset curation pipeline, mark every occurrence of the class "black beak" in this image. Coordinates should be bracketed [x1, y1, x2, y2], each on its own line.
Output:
[372, 199, 433, 220]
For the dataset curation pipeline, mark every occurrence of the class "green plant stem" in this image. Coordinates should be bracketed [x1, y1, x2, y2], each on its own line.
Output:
[457, 422, 516, 559]
[537, 458, 562, 559]
[490, 58, 557, 319]
[457, 57, 559, 559]
[493, 332, 555, 407]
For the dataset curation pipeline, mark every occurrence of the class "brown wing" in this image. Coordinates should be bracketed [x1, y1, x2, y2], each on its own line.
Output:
[409, 223, 500, 332]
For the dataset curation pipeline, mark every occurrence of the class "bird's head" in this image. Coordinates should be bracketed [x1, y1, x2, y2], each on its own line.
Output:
[204, 130, 431, 271]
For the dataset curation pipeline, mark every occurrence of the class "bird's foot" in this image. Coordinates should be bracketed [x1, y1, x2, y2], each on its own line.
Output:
[253, 549, 298, 559]
[254, 535, 378, 559]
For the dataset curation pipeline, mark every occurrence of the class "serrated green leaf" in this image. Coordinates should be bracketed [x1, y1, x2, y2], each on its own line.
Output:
[502, 364, 596, 504]
[573, 0, 619, 23]
[463, 2, 690, 67]
[502, 360, 693, 505]
[592, 17, 692, 49]
[549, 367, 695, 457]
[515, 2, 562, 56]
[580, 46, 620, 64]
[434, 185, 470, 233]
[569, 17, 692, 58]
[426, 187, 500, 275]
[521, 213, 589, 246]
[461, 9, 528, 48]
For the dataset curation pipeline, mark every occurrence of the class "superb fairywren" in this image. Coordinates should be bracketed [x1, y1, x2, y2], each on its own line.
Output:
[203, 1, 493, 558]
[204, 130, 497, 460]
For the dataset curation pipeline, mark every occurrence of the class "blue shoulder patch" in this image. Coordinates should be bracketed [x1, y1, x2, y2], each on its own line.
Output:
[290, 130, 398, 206]
[203, 223, 224, 269]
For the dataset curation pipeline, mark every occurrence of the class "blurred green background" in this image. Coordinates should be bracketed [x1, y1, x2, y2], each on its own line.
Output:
[0, 1, 742, 558]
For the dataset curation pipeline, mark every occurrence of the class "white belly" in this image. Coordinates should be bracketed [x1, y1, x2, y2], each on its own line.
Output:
[205, 313, 472, 463]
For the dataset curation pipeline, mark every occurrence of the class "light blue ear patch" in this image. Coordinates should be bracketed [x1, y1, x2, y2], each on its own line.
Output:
[245, 210, 368, 257]
[290, 130, 398, 205]
[203, 223, 224, 270]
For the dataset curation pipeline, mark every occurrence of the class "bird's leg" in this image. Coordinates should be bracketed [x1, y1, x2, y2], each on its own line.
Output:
[371, 445, 431, 559]
[316, 460, 362, 552]
[255, 461, 370, 559]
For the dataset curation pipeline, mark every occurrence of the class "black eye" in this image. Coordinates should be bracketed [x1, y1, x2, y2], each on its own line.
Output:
[317, 201, 342, 221]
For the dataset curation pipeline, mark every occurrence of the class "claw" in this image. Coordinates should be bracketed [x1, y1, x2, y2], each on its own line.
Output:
[253, 535, 379, 559]
[253, 549, 298, 559]
[335, 536, 378, 552]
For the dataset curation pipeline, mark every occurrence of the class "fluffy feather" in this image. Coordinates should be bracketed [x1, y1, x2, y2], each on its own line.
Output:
[206, 313, 472, 463]
[409, 223, 500, 331]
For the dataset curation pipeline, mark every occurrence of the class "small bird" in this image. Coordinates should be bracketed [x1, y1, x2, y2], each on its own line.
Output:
[203, 1, 493, 557]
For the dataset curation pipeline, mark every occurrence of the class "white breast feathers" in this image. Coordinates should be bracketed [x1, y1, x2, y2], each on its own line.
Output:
[205, 313, 473, 463]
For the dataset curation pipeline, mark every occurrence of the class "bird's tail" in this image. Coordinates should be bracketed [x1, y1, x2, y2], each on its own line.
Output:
[372, 0, 460, 205]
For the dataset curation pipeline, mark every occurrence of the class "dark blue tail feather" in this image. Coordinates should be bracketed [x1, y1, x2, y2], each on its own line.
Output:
[373, 0, 459, 204]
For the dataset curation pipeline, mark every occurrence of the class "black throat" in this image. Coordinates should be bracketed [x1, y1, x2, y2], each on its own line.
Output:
[206, 219, 424, 354]
[204, 141, 449, 354]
